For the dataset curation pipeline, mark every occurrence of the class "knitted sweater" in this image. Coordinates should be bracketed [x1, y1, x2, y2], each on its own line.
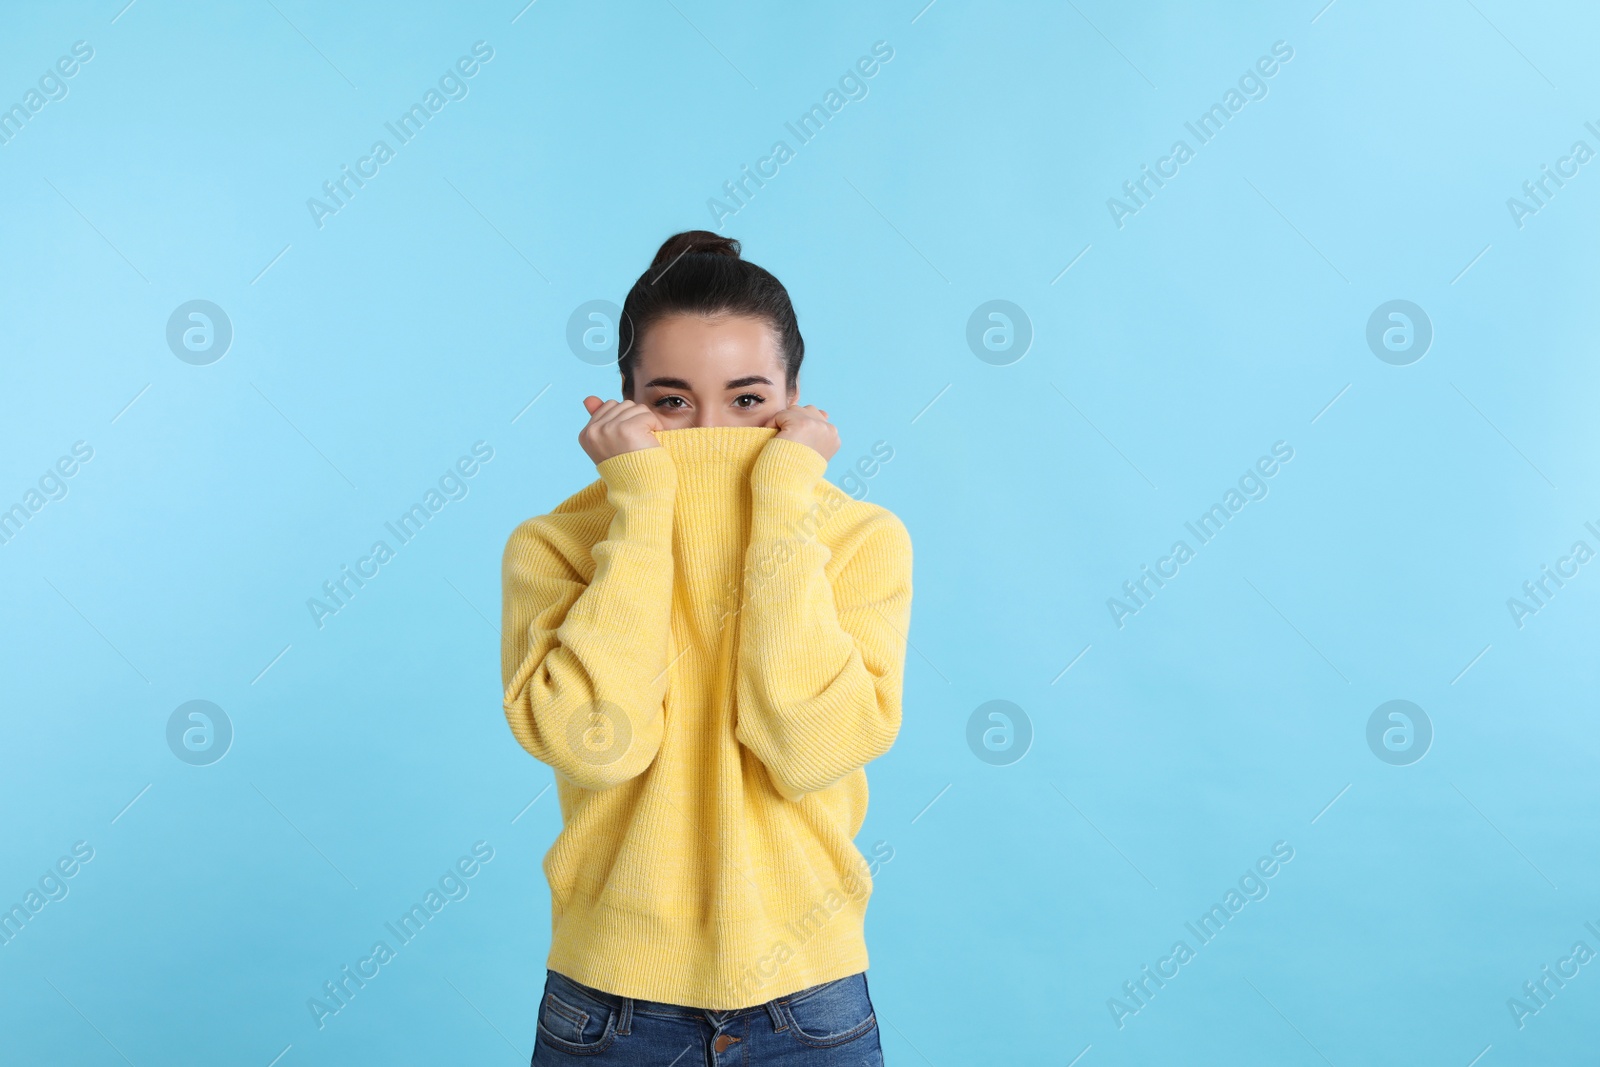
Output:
[500, 425, 913, 1009]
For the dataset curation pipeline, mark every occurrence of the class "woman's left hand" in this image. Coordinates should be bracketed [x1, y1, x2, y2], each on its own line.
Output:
[770, 404, 839, 461]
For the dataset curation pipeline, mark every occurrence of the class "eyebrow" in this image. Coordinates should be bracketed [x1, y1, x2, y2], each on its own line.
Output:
[642, 375, 775, 391]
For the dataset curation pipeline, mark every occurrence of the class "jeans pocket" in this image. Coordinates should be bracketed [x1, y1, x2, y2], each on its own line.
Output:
[536, 971, 619, 1055]
[779, 972, 878, 1049]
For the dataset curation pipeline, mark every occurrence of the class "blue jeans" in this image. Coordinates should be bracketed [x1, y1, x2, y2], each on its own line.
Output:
[530, 967, 886, 1065]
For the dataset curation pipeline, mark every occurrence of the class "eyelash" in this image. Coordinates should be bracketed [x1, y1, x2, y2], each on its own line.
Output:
[654, 393, 766, 410]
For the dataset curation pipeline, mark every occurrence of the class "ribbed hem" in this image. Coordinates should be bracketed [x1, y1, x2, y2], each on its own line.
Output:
[548, 897, 871, 1010]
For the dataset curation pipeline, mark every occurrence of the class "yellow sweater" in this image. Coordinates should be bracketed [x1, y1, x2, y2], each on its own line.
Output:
[500, 425, 913, 1010]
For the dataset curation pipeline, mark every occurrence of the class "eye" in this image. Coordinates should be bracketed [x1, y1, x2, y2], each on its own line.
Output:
[653, 395, 687, 410]
[732, 393, 766, 409]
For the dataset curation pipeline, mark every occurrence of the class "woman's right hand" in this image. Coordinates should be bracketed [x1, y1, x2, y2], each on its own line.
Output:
[580, 396, 664, 466]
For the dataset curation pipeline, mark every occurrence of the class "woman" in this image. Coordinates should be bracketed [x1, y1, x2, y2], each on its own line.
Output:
[501, 230, 913, 1064]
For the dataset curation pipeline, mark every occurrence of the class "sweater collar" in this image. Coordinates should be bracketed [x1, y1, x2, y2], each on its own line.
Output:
[653, 426, 778, 553]
[653, 425, 778, 477]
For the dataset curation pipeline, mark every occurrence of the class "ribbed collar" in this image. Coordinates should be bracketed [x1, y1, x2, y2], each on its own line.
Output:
[652, 428, 779, 603]
[654, 425, 778, 481]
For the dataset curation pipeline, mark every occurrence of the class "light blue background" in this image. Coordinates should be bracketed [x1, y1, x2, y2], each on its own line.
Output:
[2, 1, 1597, 1063]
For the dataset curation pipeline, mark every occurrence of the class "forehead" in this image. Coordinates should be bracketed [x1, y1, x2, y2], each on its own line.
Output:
[637, 313, 781, 374]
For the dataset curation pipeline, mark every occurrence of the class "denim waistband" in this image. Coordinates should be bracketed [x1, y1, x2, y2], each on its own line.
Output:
[547, 968, 853, 1031]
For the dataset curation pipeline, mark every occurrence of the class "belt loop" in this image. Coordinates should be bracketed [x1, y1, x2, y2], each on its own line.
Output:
[765, 999, 787, 1033]
[618, 995, 633, 1036]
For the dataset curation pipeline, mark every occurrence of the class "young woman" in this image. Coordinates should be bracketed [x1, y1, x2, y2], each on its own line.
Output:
[500, 230, 913, 1064]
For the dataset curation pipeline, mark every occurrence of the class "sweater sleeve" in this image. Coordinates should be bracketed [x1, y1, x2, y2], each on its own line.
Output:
[501, 445, 677, 790]
[734, 437, 913, 801]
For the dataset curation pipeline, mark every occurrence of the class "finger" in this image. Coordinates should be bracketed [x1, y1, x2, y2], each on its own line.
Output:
[613, 403, 662, 430]
[581, 400, 606, 429]
[587, 399, 625, 430]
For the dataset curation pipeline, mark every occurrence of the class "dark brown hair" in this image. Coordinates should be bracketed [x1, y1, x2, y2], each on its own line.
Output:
[616, 230, 804, 399]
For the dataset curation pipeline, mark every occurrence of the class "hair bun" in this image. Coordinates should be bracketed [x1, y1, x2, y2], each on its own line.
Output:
[649, 230, 741, 270]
